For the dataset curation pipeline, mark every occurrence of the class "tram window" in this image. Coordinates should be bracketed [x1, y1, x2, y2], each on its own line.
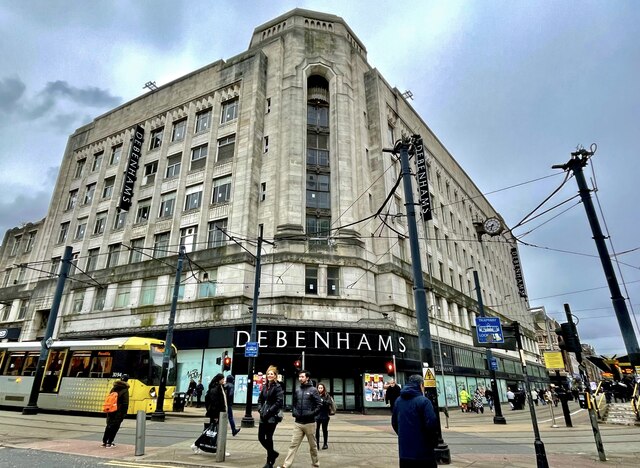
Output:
[89, 354, 113, 378]
[41, 350, 66, 393]
[4, 353, 25, 375]
[21, 352, 39, 376]
[67, 351, 91, 377]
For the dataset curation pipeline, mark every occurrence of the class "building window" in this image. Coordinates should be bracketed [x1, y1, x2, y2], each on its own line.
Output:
[94, 212, 107, 235]
[102, 176, 115, 199]
[195, 108, 212, 133]
[83, 183, 96, 205]
[263, 136, 269, 153]
[260, 182, 266, 201]
[2, 269, 12, 287]
[327, 266, 339, 296]
[109, 144, 122, 165]
[93, 287, 107, 311]
[140, 278, 157, 306]
[198, 270, 217, 298]
[177, 274, 187, 300]
[135, 199, 151, 224]
[86, 248, 99, 272]
[306, 173, 330, 209]
[159, 192, 176, 218]
[17, 300, 29, 320]
[387, 124, 394, 147]
[58, 222, 70, 243]
[10, 236, 22, 256]
[113, 211, 126, 230]
[50, 258, 60, 277]
[149, 127, 164, 150]
[207, 219, 227, 248]
[143, 161, 158, 185]
[306, 132, 329, 166]
[75, 219, 87, 240]
[306, 216, 331, 238]
[92, 151, 103, 172]
[129, 238, 145, 263]
[114, 283, 131, 309]
[211, 176, 231, 204]
[66, 190, 78, 210]
[305, 266, 318, 294]
[1, 305, 9, 322]
[74, 158, 86, 178]
[217, 134, 235, 161]
[171, 119, 187, 142]
[184, 184, 203, 211]
[72, 290, 85, 313]
[107, 244, 121, 268]
[190, 144, 208, 171]
[154, 232, 170, 258]
[266, 98, 271, 114]
[221, 98, 238, 123]
[180, 226, 198, 253]
[307, 103, 329, 128]
[165, 153, 182, 178]
[25, 231, 36, 252]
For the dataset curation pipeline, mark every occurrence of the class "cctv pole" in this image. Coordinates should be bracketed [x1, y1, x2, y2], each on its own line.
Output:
[473, 270, 506, 424]
[23, 245, 73, 415]
[553, 148, 640, 368]
[398, 138, 450, 464]
[152, 245, 185, 422]
[241, 224, 263, 428]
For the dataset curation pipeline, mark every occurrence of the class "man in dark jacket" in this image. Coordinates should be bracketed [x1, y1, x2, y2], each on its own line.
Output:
[102, 374, 130, 448]
[385, 379, 402, 410]
[392, 374, 437, 468]
[224, 375, 240, 436]
[279, 370, 321, 468]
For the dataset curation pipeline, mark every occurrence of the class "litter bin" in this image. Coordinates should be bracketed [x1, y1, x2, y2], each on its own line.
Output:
[173, 392, 186, 412]
[578, 393, 587, 409]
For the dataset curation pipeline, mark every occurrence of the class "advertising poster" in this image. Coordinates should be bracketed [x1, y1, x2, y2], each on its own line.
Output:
[363, 373, 386, 407]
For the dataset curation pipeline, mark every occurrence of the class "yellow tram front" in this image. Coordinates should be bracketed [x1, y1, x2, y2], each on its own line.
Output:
[0, 336, 177, 414]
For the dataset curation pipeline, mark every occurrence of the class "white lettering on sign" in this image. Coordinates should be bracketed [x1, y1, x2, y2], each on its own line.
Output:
[276, 330, 287, 348]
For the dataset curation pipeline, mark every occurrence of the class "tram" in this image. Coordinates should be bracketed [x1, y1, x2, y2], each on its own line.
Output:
[0, 337, 177, 414]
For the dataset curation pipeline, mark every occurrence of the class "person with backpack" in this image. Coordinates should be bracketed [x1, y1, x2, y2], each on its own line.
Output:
[315, 382, 334, 450]
[102, 374, 130, 448]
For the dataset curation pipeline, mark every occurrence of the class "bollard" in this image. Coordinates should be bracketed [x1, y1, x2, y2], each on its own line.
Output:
[135, 410, 146, 456]
[215, 411, 228, 462]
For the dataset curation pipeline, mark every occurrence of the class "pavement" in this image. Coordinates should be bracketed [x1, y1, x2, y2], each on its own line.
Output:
[2, 402, 640, 467]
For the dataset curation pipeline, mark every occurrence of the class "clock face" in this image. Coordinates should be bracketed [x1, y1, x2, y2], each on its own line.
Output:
[483, 217, 502, 235]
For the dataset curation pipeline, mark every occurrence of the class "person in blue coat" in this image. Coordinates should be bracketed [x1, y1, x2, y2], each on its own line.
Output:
[391, 374, 438, 468]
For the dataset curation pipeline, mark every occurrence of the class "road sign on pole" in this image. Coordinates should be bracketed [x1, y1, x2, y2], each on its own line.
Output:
[245, 341, 259, 358]
[476, 317, 504, 344]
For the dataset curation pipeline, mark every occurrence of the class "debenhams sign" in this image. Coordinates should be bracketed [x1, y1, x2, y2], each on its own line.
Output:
[236, 330, 407, 354]
[118, 124, 145, 212]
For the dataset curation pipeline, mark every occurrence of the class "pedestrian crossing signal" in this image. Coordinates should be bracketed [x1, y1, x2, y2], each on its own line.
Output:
[386, 361, 395, 376]
[223, 356, 232, 371]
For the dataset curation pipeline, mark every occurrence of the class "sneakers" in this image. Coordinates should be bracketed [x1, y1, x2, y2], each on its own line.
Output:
[232, 428, 241, 436]
[101, 443, 107, 447]
[106, 443, 115, 448]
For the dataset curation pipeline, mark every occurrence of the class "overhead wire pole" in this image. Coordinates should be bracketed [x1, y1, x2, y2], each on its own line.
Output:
[552, 146, 640, 368]
[395, 137, 451, 464]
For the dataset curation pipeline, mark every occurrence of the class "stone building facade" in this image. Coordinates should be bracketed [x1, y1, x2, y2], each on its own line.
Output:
[0, 9, 545, 410]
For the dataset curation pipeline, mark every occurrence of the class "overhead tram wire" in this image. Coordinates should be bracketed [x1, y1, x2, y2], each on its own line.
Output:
[515, 199, 582, 239]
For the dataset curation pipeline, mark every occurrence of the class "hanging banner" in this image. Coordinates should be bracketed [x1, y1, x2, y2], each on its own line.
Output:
[118, 124, 145, 211]
[510, 247, 527, 298]
[412, 135, 433, 221]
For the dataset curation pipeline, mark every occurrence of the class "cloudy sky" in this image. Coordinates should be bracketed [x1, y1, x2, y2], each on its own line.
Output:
[1, 1, 638, 358]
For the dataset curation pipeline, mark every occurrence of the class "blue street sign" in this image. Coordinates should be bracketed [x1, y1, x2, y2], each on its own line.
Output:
[489, 357, 498, 370]
[245, 341, 259, 358]
[475, 317, 505, 344]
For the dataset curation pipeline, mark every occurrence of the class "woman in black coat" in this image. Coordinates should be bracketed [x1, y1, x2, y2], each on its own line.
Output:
[315, 382, 332, 450]
[205, 373, 226, 426]
[257, 365, 284, 468]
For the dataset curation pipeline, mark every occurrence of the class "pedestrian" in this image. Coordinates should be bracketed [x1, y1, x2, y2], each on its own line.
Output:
[315, 382, 333, 450]
[459, 387, 471, 412]
[392, 374, 438, 468]
[506, 388, 515, 410]
[205, 373, 226, 427]
[473, 387, 484, 414]
[102, 374, 130, 448]
[484, 387, 494, 412]
[279, 369, 321, 468]
[186, 377, 197, 406]
[530, 388, 539, 406]
[195, 379, 205, 408]
[224, 375, 241, 436]
[384, 379, 402, 411]
[258, 365, 284, 468]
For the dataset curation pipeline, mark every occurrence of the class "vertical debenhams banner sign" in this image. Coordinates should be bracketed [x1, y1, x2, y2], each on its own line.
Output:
[118, 125, 145, 212]
[510, 247, 527, 298]
[413, 135, 433, 221]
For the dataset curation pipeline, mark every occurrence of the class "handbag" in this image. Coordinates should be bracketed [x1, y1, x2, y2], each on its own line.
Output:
[328, 396, 336, 416]
[194, 422, 218, 453]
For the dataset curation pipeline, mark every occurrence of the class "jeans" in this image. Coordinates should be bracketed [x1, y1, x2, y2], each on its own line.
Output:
[258, 422, 278, 463]
[228, 406, 237, 433]
[315, 419, 329, 446]
[282, 422, 319, 467]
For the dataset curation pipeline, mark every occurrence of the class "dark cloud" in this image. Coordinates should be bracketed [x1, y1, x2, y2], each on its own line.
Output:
[0, 181, 56, 240]
[0, 76, 26, 111]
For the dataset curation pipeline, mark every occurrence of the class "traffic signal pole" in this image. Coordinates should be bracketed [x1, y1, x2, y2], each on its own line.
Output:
[398, 139, 450, 464]
[553, 148, 640, 368]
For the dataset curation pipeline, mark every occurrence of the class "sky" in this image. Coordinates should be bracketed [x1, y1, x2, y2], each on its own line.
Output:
[1, 1, 638, 358]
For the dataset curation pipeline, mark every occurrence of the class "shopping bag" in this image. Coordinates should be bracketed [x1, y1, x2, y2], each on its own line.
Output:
[194, 422, 218, 453]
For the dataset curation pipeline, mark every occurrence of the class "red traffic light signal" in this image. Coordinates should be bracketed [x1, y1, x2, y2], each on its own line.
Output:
[223, 356, 232, 371]
[293, 359, 302, 371]
[386, 361, 395, 376]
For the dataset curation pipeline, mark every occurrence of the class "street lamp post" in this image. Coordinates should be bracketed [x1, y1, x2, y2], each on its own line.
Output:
[151, 245, 185, 422]
[472, 270, 506, 424]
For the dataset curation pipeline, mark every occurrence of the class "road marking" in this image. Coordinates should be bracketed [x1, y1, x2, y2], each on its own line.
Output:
[539, 408, 585, 423]
[102, 462, 180, 468]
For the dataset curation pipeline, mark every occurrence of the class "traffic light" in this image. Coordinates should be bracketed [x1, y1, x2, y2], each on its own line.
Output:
[293, 359, 302, 371]
[222, 355, 232, 371]
[555, 322, 580, 354]
[385, 361, 395, 377]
